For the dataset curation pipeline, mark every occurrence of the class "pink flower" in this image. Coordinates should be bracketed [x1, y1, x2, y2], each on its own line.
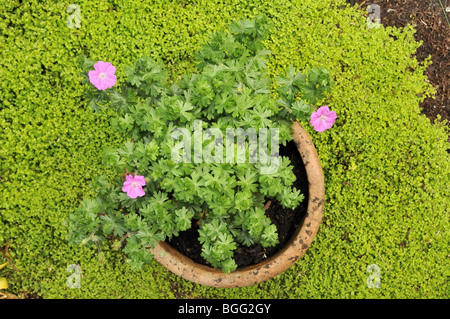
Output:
[88, 61, 117, 90]
[122, 174, 146, 199]
[310, 105, 337, 132]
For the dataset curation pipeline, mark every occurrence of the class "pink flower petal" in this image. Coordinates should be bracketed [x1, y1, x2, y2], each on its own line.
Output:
[105, 63, 116, 75]
[94, 61, 110, 73]
[88, 71, 100, 87]
[310, 112, 321, 123]
[312, 120, 328, 132]
[126, 185, 145, 199]
[122, 174, 146, 198]
[89, 61, 117, 90]
[328, 114, 337, 122]
[320, 105, 330, 112]
[103, 76, 117, 89]
[133, 175, 146, 186]
[122, 186, 131, 193]
[310, 105, 337, 132]
[322, 120, 334, 131]
[126, 189, 139, 199]
[135, 186, 145, 197]
[100, 79, 110, 90]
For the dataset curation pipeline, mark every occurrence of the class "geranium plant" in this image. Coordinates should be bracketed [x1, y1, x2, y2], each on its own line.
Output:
[68, 15, 334, 273]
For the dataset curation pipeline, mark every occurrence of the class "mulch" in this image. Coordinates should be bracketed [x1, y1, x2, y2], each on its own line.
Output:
[349, 0, 450, 130]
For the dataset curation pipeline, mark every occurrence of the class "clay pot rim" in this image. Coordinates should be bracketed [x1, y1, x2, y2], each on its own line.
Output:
[150, 121, 325, 288]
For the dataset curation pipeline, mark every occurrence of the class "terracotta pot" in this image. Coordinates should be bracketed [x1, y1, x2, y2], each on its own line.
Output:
[150, 121, 325, 288]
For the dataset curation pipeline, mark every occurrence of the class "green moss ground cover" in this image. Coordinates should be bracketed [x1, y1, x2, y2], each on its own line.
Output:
[0, 0, 448, 298]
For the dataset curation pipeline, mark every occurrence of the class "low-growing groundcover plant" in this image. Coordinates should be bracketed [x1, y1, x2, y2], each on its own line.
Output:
[1, 0, 448, 299]
[68, 16, 334, 273]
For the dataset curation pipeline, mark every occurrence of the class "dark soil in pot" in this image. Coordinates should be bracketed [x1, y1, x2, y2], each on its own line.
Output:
[166, 140, 309, 269]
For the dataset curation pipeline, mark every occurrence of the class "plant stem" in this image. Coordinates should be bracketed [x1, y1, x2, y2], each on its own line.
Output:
[438, 0, 450, 28]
